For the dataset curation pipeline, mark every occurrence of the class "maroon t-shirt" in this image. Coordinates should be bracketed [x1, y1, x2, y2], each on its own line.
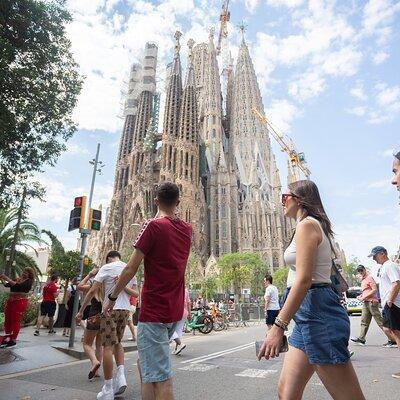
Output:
[134, 216, 192, 323]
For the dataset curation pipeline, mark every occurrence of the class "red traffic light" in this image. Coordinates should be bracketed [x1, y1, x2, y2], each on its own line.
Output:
[74, 196, 83, 207]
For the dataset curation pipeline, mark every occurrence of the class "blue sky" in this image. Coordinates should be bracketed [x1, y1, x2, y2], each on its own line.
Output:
[28, 0, 400, 271]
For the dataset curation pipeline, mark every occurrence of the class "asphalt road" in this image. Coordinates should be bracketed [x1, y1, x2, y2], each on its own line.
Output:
[0, 315, 399, 400]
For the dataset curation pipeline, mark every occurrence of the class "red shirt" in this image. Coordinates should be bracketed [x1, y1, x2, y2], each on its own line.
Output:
[134, 216, 192, 323]
[42, 281, 57, 302]
[361, 274, 379, 302]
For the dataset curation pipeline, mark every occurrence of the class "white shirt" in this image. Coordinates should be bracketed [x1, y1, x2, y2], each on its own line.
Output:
[94, 260, 137, 311]
[264, 285, 280, 310]
[285, 216, 332, 288]
[378, 260, 400, 308]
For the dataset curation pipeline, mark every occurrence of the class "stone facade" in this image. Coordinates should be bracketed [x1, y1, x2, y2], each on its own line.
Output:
[88, 33, 292, 270]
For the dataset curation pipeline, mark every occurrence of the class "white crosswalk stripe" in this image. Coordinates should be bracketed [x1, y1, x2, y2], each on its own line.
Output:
[235, 368, 278, 378]
[179, 363, 219, 372]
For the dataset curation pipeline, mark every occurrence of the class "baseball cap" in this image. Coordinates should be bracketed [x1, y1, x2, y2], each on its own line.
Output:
[368, 246, 387, 257]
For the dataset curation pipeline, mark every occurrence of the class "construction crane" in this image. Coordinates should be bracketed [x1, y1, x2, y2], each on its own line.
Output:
[216, 0, 230, 55]
[252, 107, 311, 181]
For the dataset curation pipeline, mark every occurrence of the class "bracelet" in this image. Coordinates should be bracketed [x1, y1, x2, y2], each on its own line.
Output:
[275, 316, 289, 330]
[274, 322, 286, 331]
[108, 293, 117, 302]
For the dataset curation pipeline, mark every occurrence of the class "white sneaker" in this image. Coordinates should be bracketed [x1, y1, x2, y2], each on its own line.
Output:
[97, 385, 114, 400]
[113, 372, 127, 396]
[174, 343, 186, 355]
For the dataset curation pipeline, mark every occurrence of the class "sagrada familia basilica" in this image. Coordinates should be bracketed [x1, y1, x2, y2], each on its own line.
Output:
[88, 15, 296, 272]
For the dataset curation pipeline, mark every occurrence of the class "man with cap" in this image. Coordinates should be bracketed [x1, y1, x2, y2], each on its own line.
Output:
[350, 265, 395, 347]
[369, 246, 400, 379]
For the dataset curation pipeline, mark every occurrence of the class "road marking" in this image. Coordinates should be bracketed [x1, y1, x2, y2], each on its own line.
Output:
[181, 342, 255, 365]
[179, 363, 218, 372]
[235, 368, 278, 378]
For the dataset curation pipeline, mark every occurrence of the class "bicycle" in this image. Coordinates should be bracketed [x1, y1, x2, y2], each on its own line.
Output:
[185, 307, 213, 334]
[210, 305, 228, 331]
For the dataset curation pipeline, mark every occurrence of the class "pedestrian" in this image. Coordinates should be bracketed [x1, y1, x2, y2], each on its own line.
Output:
[0, 268, 35, 348]
[103, 182, 192, 400]
[76, 251, 138, 399]
[77, 268, 103, 380]
[126, 295, 137, 341]
[350, 265, 396, 347]
[258, 180, 365, 400]
[171, 287, 191, 355]
[195, 293, 205, 309]
[263, 274, 280, 330]
[368, 246, 400, 379]
[34, 275, 59, 336]
[62, 277, 79, 337]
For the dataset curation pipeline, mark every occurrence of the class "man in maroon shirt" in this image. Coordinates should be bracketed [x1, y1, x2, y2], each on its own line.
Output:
[104, 182, 192, 400]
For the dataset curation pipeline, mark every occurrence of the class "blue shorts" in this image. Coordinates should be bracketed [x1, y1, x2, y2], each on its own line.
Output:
[288, 285, 351, 365]
[266, 309, 279, 325]
[137, 322, 177, 383]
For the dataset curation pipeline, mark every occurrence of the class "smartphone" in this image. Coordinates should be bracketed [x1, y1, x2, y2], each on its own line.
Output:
[255, 335, 289, 358]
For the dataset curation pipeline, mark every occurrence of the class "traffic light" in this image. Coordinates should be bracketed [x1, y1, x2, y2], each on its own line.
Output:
[88, 208, 102, 231]
[68, 196, 87, 231]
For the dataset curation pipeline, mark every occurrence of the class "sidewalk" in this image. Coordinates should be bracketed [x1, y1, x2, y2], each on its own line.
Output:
[0, 325, 137, 377]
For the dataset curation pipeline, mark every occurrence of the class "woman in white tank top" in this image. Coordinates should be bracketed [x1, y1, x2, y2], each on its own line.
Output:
[257, 180, 365, 400]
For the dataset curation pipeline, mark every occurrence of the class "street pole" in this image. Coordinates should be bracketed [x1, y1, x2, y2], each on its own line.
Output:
[69, 143, 101, 348]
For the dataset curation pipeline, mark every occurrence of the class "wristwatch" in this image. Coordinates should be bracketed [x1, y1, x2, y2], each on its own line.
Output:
[108, 293, 117, 302]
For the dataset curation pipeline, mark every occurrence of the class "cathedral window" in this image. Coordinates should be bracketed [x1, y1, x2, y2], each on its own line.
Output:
[221, 204, 227, 218]
[190, 155, 194, 182]
[215, 205, 219, 218]
[212, 128, 216, 138]
[124, 167, 129, 187]
[168, 145, 172, 170]
[221, 187, 226, 195]
[185, 152, 189, 179]
[222, 222, 227, 238]
[172, 149, 176, 174]
[213, 115, 216, 124]
[216, 227, 219, 240]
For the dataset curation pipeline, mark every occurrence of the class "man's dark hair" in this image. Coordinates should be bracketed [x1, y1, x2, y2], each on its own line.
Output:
[106, 250, 121, 261]
[264, 274, 273, 284]
[156, 182, 180, 206]
[50, 275, 58, 281]
[356, 265, 366, 273]
[395, 151, 400, 161]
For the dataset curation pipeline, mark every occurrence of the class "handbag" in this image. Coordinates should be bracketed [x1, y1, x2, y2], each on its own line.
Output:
[330, 260, 349, 294]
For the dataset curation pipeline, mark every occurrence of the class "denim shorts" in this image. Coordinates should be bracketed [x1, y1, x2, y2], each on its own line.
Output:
[288, 285, 351, 365]
[137, 321, 177, 383]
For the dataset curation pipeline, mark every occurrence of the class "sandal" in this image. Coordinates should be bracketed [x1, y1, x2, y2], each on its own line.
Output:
[88, 362, 101, 380]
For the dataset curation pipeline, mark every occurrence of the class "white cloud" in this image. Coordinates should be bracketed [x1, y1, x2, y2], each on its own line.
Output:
[245, 0, 259, 13]
[264, 99, 300, 133]
[288, 71, 325, 102]
[350, 82, 367, 101]
[379, 148, 396, 158]
[376, 84, 400, 107]
[372, 51, 389, 65]
[65, 143, 90, 156]
[320, 46, 362, 77]
[266, 0, 304, 7]
[346, 106, 366, 117]
[363, 0, 400, 38]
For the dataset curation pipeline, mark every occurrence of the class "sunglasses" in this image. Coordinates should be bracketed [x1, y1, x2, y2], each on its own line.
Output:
[281, 193, 297, 206]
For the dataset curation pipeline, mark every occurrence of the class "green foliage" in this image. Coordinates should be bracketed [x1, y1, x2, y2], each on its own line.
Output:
[217, 252, 264, 296]
[202, 277, 218, 300]
[250, 261, 268, 297]
[0, 207, 42, 277]
[120, 245, 144, 283]
[342, 257, 360, 287]
[22, 295, 39, 325]
[272, 267, 289, 294]
[186, 251, 204, 290]
[43, 230, 91, 286]
[0, 291, 8, 312]
[0, 0, 84, 206]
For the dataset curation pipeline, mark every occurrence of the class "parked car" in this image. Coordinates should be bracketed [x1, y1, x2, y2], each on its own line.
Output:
[345, 287, 363, 315]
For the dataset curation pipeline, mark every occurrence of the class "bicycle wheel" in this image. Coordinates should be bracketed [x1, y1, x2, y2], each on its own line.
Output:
[213, 315, 224, 332]
[198, 315, 213, 334]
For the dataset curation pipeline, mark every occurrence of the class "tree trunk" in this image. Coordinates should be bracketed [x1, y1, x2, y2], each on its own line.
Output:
[5, 187, 26, 277]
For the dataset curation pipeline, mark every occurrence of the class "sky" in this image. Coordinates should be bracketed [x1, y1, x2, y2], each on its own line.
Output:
[28, 0, 400, 272]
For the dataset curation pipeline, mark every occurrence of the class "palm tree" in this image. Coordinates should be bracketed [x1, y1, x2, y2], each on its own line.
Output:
[0, 208, 42, 278]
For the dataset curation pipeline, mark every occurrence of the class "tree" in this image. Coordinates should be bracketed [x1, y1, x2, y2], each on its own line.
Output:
[217, 252, 262, 299]
[202, 277, 218, 301]
[250, 259, 268, 298]
[44, 230, 91, 291]
[0, 0, 84, 206]
[120, 245, 144, 284]
[185, 251, 203, 290]
[272, 267, 289, 294]
[342, 257, 360, 287]
[0, 207, 42, 277]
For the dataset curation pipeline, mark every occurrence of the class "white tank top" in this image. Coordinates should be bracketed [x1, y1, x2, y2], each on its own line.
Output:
[285, 216, 332, 288]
